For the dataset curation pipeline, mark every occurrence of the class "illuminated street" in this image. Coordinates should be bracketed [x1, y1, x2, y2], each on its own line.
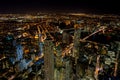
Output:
[0, 13, 120, 80]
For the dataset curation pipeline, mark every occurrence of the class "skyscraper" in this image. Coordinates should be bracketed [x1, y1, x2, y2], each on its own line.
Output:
[44, 40, 54, 80]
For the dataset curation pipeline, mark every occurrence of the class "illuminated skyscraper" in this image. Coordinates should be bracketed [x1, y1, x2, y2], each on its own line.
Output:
[44, 40, 54, 80]
[65, 60, 71, 80]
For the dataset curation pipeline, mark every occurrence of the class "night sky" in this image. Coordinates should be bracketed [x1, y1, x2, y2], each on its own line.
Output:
[0, 0, 119, 14]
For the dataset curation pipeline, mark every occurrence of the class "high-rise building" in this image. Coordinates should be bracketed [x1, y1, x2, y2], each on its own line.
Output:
[65, 60, 71, 80]
[73, 28, 81, 64]
[44, 40, 54, 80]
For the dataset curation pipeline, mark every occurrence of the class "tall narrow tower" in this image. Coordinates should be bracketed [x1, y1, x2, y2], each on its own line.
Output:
[44, 40, 54, 80]
[73, 28, 81, 64]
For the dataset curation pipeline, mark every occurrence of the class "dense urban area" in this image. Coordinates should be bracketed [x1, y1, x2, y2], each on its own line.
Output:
[0, 13, 120, 80]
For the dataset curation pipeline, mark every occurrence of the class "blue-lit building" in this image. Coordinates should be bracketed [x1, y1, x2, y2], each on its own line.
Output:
[16, 44, 23, 61]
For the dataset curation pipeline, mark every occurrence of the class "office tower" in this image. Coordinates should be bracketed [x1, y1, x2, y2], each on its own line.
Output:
[73, 28, 81, 64]
[65, 60, 71, 80]
[44, 40, 54, 80]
